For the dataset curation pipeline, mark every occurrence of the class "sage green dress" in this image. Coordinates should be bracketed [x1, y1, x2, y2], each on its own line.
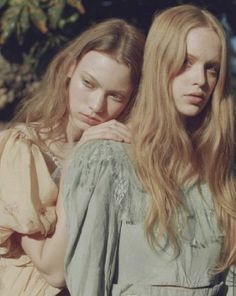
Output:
[63, 140, 235, 296]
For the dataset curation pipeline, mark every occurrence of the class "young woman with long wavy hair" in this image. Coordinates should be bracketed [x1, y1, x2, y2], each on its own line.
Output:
[0, 18, 145, 296]
[63, 4, 236, 296]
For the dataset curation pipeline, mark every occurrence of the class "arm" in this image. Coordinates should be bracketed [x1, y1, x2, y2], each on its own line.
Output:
[0, 128, 58, 258]
[21, 191, 67, 288]
[19, 120, 129, 288]
[64, 140, 123, 296]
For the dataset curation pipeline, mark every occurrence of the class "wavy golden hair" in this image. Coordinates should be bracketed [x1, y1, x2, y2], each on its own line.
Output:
[129, 4, 236, 271]
[13, 18, 145, 142]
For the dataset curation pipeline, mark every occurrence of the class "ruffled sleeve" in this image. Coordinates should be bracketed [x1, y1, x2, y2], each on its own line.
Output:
[64, 140, 129, 296]
[0, 127, 58, 256]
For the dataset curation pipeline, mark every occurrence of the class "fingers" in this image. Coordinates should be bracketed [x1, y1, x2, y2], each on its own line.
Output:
[79, 119, 131, 145]
[101, 119, 131, 141]
[94, 119, 130, 134]
[81, 128, 130, 143]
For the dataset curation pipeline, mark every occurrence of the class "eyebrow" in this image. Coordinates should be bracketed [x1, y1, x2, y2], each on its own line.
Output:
[82, 72, 98, 84]
[82, 71, 130, 96]
[186, 53, 220, 66]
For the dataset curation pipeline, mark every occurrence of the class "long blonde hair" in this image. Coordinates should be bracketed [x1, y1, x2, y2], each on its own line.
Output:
[13, 18, 145, 142]
[130, 4, 236, 271]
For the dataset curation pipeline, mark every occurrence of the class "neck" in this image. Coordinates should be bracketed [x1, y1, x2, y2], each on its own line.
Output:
[66, 118, 84, 144]
[36, 119, 84, 160]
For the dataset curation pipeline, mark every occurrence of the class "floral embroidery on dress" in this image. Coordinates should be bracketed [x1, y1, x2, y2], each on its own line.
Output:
[1, 202, 37, 231]
[113, 173, 129, 207]
[2, 203, 19, 215]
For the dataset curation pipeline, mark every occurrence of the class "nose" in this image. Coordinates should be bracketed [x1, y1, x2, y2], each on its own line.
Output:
[192, 65, 206, 87]
[89, 90, 106, 113]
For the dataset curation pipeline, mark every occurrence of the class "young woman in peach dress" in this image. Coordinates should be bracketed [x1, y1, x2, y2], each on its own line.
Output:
[0, 18, 145, 296]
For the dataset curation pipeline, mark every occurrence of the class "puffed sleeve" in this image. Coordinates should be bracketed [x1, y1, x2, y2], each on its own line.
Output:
[64, 140, 128, 296]
[0, 128, 58, 256]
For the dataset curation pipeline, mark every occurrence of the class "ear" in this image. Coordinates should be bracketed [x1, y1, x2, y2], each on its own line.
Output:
[67, 64, 77, 78]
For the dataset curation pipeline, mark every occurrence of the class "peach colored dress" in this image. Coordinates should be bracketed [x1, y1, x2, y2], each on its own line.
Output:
[0, 125, 61, 295]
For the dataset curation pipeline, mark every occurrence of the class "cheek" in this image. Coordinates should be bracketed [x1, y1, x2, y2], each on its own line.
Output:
[207, 77, 218, 97]
[171, 78, 180, 99]
[210, 78, 218, 91]
[68, 89, 77, 111]
[68, 84, 86, 110]
[108, 100, 129, 118]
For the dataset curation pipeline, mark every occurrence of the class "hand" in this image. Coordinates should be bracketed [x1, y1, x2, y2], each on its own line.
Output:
[79, 119, 131, 146]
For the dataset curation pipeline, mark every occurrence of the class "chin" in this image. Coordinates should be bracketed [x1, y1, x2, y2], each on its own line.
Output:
[76, 121, 90, 130]
[184, 112, 200, 117]
[180, 105, 202, 117]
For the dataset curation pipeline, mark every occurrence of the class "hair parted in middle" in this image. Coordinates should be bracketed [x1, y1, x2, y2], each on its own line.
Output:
[14, 18, 145, 142]
[129, 4, 236, 272]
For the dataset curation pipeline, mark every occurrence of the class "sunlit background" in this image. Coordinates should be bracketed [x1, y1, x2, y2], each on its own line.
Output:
[0, 0, 236, 127]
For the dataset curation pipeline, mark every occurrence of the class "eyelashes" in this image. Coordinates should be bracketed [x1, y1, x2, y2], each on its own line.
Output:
[181, 58, 219, 77]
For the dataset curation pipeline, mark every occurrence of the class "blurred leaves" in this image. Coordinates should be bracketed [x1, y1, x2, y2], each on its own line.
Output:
[48, 0, 66, 29]
[0, 0, 85, 44]
[0, 0, 85, 115]
[1, 0, 236, 118]
[28, 0, 48, 34]
[0, 0, 8, 9]
[67, 0, 85, 14]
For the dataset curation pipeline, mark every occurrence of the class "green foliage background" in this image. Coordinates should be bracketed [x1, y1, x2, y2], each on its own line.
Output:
[0, 0, 236, 120]
[0, 0, 85, 67]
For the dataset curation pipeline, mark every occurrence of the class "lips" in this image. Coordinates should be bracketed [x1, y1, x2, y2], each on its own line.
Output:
[184, 93, 204, 105]
[80, 113, 102, 125]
